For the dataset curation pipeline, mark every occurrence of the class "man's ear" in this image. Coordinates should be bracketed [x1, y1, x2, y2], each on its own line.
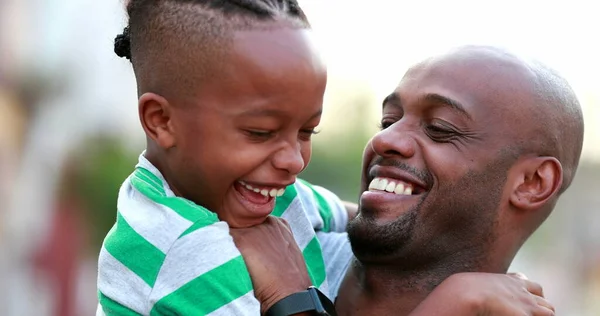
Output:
[139, 92, 176, 149]
[509, 156, 563, 211]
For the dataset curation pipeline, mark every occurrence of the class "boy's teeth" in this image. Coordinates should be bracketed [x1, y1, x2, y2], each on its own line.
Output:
[368, 177, 414, 196]
[239, 181, 285, 198]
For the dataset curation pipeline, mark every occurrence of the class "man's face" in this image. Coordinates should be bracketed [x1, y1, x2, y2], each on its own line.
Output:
[166, 27, 326, 228]
[347, 52, 532, 266]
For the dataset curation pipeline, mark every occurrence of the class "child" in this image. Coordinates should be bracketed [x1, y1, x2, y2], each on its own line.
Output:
[98, 1, 352, 315]
[97, 1, 552, 315]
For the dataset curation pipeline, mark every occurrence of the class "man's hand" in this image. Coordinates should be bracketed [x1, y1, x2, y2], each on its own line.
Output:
[411, 272, 555, 316]
[230, 216, 312, 314]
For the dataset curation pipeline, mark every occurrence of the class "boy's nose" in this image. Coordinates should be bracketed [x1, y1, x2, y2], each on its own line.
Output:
[272, 143, 305, 176]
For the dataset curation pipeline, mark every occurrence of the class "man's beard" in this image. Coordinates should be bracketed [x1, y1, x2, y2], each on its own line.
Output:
[347, 156, 512, 269]
[347, 200, 419, 261]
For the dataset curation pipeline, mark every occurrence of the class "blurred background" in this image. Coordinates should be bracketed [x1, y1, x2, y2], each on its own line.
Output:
[0, 0, 598, 315]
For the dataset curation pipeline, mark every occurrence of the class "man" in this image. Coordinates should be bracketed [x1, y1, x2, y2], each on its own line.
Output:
[232, 45, 584, 315]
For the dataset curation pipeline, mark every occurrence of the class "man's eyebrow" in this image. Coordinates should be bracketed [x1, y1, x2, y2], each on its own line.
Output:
[423, 93, 472, 120]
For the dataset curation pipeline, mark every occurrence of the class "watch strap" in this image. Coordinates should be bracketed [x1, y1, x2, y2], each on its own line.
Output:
[265, 286, 336, 316]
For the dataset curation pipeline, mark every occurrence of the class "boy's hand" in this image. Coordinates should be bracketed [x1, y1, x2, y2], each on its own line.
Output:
[230, 216, 312, 314]
[411, 272, 555, 316]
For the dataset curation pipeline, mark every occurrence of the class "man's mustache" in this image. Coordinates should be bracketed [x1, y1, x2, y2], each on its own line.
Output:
[367, 156, 434, 186]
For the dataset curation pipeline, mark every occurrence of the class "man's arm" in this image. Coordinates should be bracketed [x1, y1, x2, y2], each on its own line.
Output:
[231, 216, 314, 314]
[410, 273, 555, 316]
[232, 217, 555, 316]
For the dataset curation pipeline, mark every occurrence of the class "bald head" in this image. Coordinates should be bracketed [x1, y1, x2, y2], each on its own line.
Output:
[115, 0, 309, 99]
[407, 45, 584, 193]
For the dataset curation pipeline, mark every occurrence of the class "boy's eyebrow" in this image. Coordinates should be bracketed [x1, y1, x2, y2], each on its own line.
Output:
[241, 108, 322, 119]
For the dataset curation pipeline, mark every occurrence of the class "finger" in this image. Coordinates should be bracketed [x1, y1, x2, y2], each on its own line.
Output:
[523, 280, 544, 297]
[533, 295, 555, 313]
[533, 304, 555, 316]
[275, 217, 294, 235]
[278, 217, 291, 228]
[508, 272, 529, 280]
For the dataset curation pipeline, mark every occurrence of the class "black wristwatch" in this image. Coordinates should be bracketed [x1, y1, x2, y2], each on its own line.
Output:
[265, 286, 337, 316]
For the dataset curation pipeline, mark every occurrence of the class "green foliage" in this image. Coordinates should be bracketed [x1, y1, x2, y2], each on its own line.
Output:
[71, 137, 139, 253]
[301, 87, 377, 202]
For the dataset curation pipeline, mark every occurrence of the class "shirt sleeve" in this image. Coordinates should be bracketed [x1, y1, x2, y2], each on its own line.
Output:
[315, 231, 353, 298]
[295, 178, 349, 233]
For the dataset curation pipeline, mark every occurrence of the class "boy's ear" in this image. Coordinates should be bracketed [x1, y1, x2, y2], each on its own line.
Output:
[139, 92, 177, 149]
[509, 156, 563, 211]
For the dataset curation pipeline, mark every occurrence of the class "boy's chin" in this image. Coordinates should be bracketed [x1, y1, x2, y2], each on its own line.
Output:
[220, 210, 270, 229]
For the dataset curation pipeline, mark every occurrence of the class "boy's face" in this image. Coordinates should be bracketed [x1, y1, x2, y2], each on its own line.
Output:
[164, 27, 326, 228]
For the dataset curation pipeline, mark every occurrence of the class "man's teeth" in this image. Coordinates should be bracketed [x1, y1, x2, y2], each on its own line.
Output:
[368, 178, 414, 195]
[239, 181, 285, 197]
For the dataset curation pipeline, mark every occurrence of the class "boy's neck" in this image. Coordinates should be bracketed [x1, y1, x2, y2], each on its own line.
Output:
[144, 148, 183, 197]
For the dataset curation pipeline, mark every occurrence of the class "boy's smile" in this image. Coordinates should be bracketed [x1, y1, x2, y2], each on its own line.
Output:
[141, 25, 327, 228]
[232, 180, 287, 218]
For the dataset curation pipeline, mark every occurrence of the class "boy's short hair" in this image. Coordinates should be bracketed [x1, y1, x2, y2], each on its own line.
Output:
[114, 0, 310, 98]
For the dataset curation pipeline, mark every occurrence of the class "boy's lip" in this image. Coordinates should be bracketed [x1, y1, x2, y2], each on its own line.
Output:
[233, 181, 277, 218]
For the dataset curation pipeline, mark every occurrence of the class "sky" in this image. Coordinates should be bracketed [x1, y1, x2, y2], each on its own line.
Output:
[301, 0, 600, 161]
[2, 0, 598, 160]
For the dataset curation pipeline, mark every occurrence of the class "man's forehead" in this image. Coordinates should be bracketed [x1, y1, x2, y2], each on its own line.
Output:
[396, 48, 538, 112]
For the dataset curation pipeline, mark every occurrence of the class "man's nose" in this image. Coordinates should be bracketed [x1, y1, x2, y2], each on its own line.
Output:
[370, 121, 417, 159]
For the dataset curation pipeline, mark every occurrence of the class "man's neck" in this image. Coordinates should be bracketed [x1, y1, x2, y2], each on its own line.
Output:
[336, 253, 508, 316]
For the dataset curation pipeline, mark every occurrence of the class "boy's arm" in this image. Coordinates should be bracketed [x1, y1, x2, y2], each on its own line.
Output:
[98, 221, 260, 316]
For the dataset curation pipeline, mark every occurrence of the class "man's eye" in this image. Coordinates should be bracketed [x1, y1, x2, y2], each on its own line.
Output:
[426, 125, 456, 141]
[378, 121, 394, 130]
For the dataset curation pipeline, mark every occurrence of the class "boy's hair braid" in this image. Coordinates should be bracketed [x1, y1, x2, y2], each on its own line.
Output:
[113, 0, 309, 61]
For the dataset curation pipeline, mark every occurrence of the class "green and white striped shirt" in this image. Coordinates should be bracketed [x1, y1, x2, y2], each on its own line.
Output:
[97, 154, 350, 315]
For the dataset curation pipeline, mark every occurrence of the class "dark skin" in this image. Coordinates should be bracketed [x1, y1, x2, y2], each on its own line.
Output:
[339, 46, 563, 315]
[232, 46, 571, 315]
[139, 24, 327, 229]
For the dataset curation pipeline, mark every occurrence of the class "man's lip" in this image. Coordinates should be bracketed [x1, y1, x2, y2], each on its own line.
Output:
[367, 166, 429, 192]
